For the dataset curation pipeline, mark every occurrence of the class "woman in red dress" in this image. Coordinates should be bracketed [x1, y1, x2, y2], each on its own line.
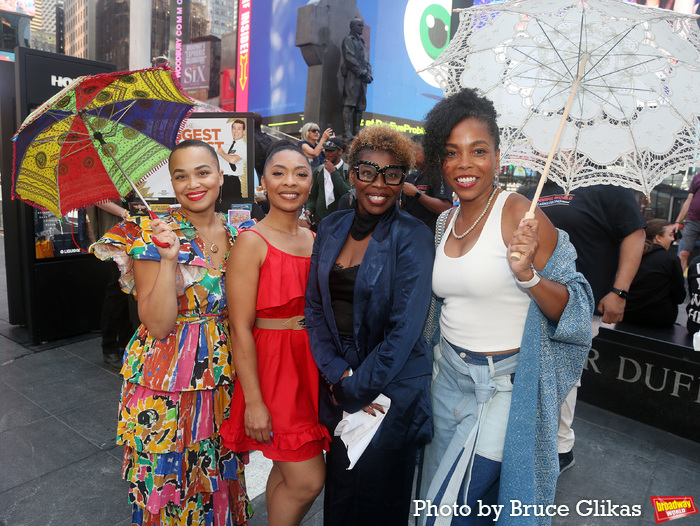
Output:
[220, 141, 330, 526]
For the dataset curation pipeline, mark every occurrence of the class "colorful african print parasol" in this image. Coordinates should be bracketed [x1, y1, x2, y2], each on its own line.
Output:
[11, 65, 197, 218]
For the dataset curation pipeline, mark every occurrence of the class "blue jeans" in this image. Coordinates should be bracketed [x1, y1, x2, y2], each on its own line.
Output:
[420, 339, 518, 526]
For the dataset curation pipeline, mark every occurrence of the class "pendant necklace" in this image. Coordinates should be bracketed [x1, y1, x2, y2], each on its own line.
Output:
[452, 186, 498, 240]
[195, 220, 224, 253]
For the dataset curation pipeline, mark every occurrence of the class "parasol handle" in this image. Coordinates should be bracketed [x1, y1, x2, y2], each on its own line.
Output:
[511, 55, 588, 261]
[79, 111, 170, 248]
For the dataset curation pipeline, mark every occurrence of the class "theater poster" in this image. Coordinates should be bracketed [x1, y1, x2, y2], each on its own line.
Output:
[136, 112, 256, 212]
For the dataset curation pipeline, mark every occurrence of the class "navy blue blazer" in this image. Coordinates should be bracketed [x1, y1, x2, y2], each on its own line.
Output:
[304, 204, 434, 449]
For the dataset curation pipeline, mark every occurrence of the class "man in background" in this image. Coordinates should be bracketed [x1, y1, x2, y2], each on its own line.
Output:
[306, 137, 350, 230]
[528, 181, 645, 473]
[400, 135, 452, 232]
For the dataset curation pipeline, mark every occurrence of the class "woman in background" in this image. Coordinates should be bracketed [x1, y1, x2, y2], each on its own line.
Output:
[624, 219, 685, 327]
[298, 122, 333, 169]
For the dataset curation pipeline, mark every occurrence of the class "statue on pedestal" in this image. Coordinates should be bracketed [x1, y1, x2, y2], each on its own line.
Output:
[341, 18, 372, 141]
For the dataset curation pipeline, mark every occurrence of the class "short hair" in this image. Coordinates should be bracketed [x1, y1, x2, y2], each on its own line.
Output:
[644, 218, 672, 254]
[422, 89, 500, 185]
[300, 122, 319, 143]
[347, 125, 415, 171]
[169, 139, 220, 170]
[232, 119, 246, 130]
[262, 140, 310, 175]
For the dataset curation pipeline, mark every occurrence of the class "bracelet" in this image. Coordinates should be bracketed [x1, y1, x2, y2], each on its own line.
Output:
[515, 264, 541, 289]
[611, 287, 629, 299]
[415, 190, 423, 199]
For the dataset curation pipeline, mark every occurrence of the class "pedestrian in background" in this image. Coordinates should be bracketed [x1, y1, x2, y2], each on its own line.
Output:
[89, 201, 139, 370]
[624, 219, 685, 328]
[305, 137, 350, 230]
[674, 171, 700, 270]
[528, 180, 645, 474]
[400, 134, 452, 233]
[299, 122, 333, 170]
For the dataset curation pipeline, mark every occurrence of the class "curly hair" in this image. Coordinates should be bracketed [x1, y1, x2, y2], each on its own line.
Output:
[347, 125, 415, 172]
[422, 89, 500, 185]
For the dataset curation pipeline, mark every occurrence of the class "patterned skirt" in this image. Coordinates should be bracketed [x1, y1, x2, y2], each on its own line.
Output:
[118, 381, 252, 526]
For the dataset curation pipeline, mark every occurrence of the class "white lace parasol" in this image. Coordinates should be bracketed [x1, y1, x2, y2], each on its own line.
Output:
[426, 0, 700, 199]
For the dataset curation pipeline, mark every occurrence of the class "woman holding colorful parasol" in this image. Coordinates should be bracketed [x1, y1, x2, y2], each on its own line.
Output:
[13, 67, 252, 524]
[92, 140, 252, 525]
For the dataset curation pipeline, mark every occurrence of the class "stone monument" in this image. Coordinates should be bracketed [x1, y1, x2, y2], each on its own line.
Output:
[296, 1, 363, 136]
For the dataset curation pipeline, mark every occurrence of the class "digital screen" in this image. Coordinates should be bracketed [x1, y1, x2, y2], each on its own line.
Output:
[248, 0, 450, 123]
[0, 0, 36, 17]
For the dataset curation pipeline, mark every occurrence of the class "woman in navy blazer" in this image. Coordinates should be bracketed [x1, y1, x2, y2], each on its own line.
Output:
[305, 125, 434, 526]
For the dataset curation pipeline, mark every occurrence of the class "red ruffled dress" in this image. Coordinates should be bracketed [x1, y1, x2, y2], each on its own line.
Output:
[220, 230, 330, 461]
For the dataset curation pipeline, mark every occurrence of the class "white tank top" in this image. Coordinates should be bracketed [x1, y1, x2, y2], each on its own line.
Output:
[432, 191, 531, 352]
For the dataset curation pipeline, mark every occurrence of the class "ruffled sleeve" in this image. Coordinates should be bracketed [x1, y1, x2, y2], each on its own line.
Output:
[91, 213, 233, 297]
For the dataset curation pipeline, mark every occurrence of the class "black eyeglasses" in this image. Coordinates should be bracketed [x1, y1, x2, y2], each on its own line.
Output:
[310, 128, 320, 133]
[354, 160, 407, 186]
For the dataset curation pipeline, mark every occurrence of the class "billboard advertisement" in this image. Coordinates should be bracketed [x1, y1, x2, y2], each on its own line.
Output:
[181, 41, 211, 90]
[246, 0, 697, 128]
[0, 0, 35, 16]
[247, 0, 451, 125]
[138, 113, 255, 212]
[235, 0, 251, 111]
[169, 0, 191, 78]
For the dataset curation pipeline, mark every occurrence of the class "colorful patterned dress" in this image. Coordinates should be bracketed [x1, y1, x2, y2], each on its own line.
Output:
[92, 211, 252, 526]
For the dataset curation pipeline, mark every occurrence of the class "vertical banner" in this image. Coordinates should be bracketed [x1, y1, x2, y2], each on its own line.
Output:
[235, 0, 251, 111]
[169, 0, 191, 78]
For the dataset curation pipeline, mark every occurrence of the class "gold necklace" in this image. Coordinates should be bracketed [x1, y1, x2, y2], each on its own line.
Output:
[452, 186, 498, 240]
[194, 218, 226, 253]
[264, 223, 300, 237]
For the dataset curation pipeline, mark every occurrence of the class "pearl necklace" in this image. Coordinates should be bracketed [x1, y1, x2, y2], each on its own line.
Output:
[452, 186, 498, 240]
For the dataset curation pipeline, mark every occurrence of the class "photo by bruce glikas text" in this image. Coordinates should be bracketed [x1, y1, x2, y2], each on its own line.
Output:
[413, 499, 643, 521]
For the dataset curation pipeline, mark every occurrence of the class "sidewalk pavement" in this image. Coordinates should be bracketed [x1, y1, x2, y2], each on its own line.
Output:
[0, 232, 698, 525]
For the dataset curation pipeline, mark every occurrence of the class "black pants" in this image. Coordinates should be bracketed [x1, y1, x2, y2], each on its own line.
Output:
[324, 435, 418, 526]
[101, 262, 139, 356]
